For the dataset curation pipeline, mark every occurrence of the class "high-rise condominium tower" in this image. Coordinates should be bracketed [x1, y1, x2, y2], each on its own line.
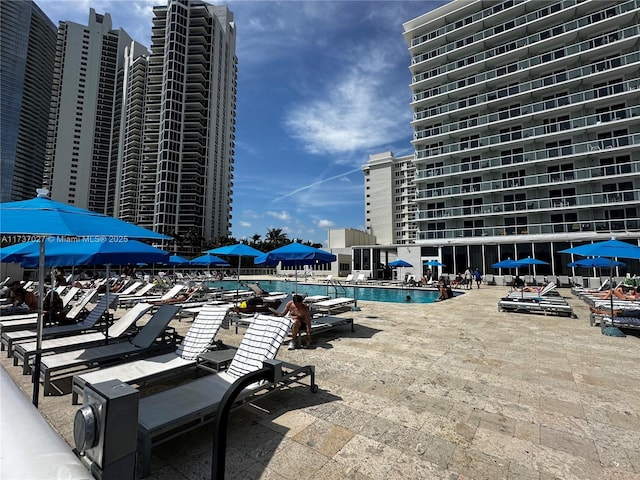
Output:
[44, 9, 147, 214]
[401, 0, 639, 276]
[0, 1, 56, 202]
[138, 0, 237, 250]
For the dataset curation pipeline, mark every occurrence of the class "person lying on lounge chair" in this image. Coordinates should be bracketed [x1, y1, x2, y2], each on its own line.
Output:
[149, 286, 199, 305]
[274, 294, 312, 350]
[591, 287, 640, 300]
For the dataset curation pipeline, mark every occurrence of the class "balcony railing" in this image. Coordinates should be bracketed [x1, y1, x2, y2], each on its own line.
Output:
[418, 217, 640, 240]
[414, 134, 640, 183]
[417, 189, 638, 218]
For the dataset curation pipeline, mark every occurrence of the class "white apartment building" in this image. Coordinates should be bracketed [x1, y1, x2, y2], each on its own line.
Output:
[44, 10, 145, 214]
[397, 0, 640, 278]
[363, 151, 417, 245]
[138, 0, 237, 252]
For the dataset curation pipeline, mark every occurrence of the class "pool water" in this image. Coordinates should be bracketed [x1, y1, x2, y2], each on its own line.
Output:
[204, 279, 441, 304]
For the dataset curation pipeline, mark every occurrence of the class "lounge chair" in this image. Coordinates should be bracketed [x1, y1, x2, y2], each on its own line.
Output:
[38, 304, 182, 396]
[1, 293, 118, 357]
[117, 283, 156, 307]
[344, 274, 353, 283]
[0, 313, 39, 335]
[246, 283, 286, 298]
[12, 301, 154, 375]
[498, 295, 575, 317]
[65, 287, 100, 321]
[0, 287, 94, 335]
[136, 313, 316, 477]
[505, 282, 562, 300]
[311, 297, 356, 315]
[355, 273, 366, 284]
[71, 304, 230, 404]
[119, 281, 143, 295]
[295, 315, 355, 341]
[60, 286, 81, 308]
[303, 295, 330, 304]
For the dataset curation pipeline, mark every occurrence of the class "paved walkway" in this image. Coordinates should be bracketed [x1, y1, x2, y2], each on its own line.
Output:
[3, 284, 640, 479]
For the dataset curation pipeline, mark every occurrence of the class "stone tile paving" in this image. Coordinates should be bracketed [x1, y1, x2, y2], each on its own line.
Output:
[2, 284, 640, 479]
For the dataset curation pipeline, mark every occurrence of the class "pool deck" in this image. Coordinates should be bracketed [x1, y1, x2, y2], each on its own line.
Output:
[2, 281, 640, 480]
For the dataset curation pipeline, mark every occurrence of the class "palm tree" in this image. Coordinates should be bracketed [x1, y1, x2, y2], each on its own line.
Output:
[250, 234, 262, 249]
[265, 228, 289, 250]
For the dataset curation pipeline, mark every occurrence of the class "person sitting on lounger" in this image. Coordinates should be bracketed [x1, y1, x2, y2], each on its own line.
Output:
[275, 294, 312, 350]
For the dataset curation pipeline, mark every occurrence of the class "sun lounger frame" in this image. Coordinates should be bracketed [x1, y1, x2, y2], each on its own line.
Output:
[71, 305, 230, 403]
[498, 298, 575, 317]
[136, 359, 316, 477]
[38, 304, 181, 395]
[12, 301, 152, 374]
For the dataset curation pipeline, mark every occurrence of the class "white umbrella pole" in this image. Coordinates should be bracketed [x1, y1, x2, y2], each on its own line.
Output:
[32, 238, 45, 407]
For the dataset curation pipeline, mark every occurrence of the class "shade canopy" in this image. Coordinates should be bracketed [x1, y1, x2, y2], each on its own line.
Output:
[514, 256, 549, 266]
[0, 191, 169, 240]
[388, 259, 413, 268]
[0, 241, 40, 263]
[18, 238, 169, 268]
[190, 253, 230, 266]
[491, 258, 522, 269]
[559, 238, 640, 260]
[168, 255, 191, 265]
[424, 260, 445, 267]
[567, 257, 626, 268]
[254, 242, 336, 267]
[206, 243, 263, 258]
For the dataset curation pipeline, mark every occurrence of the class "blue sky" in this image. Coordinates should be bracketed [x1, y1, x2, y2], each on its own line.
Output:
[36, 0, 446, 246]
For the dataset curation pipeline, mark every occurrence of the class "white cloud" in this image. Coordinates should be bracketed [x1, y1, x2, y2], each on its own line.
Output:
[317, 219, 335, 229]
[239, 221, 251, 228]
[283, 40, 412, 156]
[266, 210, 291, 222]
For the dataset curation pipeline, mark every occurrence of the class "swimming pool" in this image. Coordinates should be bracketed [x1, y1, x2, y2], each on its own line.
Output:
[204, 279, 441, 304]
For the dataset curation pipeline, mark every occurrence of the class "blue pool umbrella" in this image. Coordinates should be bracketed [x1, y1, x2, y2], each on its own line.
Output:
[254, 242, 336, 267]
[206, 243, 263, 278]
[491, 258, 522, 269]
[514, 256, 548, 266]
[0, 241, 40, 263]
[560, 238, 640, 337]
[388, 259, 412, 268]
[254, 242, 336, 292]
[388, 260, 413, 283]
[424, 260, 445, 267]
[0, 189, 169, 407]
[567, 257, 626, 268]
[560, 238, 640, 259]
[207, 243, 264, 302]
[19, 238, 169, 268]
[206, 243, 263, 259]
[169, 255, 191, 265]
[0, 192, 170, 240]
[190, 253, 230, 267]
